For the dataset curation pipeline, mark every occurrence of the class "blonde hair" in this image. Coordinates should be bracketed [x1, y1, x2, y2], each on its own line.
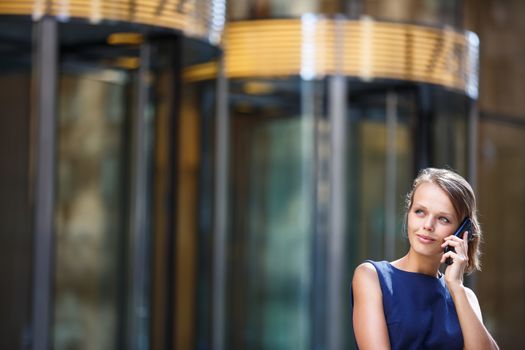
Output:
[404, 168, 482, 274]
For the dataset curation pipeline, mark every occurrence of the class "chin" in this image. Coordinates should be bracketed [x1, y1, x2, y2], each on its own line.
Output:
[413, 247, 441, 260]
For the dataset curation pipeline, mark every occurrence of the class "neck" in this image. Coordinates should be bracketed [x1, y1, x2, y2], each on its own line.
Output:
[392, 249, 442, 277]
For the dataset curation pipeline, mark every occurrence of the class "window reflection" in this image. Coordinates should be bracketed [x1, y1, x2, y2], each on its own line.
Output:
[54, 69, 129, 350]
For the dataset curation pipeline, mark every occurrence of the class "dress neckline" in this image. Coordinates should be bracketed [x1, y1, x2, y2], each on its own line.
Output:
[387, 261, 443, 279]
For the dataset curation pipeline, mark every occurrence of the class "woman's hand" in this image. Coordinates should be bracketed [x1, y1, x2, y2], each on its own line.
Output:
[441, 234, 501, 350]
[440, 231, 469, 288]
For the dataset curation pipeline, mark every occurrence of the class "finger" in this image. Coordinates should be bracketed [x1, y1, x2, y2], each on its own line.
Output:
[441, 240, 461, 248]
[444, 235, 464, 242]
[463, 231, 469, 242]
[441, 251, 456, 264]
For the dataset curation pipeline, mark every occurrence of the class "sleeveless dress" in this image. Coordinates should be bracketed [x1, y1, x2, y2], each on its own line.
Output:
[351, 260, 464, 350]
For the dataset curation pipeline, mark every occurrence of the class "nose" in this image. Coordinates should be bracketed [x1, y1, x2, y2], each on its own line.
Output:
[423, 217, 435, 231]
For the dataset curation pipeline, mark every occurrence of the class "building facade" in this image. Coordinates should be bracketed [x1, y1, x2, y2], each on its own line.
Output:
[0, 0, 523, 350]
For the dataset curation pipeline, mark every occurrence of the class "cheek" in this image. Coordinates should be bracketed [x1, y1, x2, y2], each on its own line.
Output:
[436, 224, 455, 238]
[406, 213, 420, 230]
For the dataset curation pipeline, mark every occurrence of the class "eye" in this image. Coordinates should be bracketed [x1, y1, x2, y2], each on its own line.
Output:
[439, 217, 450, 224]
[414, 209, 424, 215]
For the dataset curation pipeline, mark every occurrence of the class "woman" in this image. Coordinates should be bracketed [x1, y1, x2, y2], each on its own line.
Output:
[351, 168, 499, 349]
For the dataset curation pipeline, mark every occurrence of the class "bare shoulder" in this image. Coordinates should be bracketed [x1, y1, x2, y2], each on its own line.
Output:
[352, 262, 381, 291]
[352, 263, 390, 348]
[353, 262, 377, 279]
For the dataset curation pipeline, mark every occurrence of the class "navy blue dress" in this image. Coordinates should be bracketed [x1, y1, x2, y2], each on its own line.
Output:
[351, 260, 464, 350]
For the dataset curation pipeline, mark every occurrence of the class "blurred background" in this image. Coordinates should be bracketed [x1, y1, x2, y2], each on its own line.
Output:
[0, 0, 523, 349]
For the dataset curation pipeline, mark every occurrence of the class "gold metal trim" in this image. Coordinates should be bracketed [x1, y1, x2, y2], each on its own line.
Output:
[183, 61, 218, 83]
[224, 18, 479, 98]
[0, 0, 225, 45]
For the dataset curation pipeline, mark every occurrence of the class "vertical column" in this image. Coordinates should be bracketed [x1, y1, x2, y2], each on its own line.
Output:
[127, 42, 152, 350]
[414, 86, 433, 171]
[326, 75, 347, 350]
[468, 99, 478, 190]
[465, 98, 478, 290]
[327, 16, 347, 350]
[303, 76, 322, 350]
[384, 91, 398, 261]
[31, 17, 58, 350]
[212, 57, 229, 350]
[149, 38, 181, 350]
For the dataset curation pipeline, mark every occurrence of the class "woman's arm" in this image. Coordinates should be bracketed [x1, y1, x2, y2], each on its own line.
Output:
[352, 263, 391, 350]
[442, 233, 499, 350]
[447, 284, 499, 350]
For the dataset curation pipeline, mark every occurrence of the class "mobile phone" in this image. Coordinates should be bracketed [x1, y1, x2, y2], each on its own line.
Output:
[444, 217, 473, 265]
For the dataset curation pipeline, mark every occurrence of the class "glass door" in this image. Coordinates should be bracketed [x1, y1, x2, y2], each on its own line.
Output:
[0, 13, 223, 350]
[226, 78, 322, 350]
[52, 23, 222, 350]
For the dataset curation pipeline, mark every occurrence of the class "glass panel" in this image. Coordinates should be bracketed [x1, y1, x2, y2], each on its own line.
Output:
[431, 90, 470, 174]
[477, 120, 525, 349]
[0, 18, 33, 350]
[346, 88, 415, 265]
[53, 24, 138, 350]
[226, 79, 319, 349]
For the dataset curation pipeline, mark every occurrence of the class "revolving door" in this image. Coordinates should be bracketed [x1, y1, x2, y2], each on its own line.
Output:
[222, 16, 478, 350]
[0, 1, 225, 348]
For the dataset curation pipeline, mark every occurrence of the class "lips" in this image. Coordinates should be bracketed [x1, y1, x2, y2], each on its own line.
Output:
[416, 234, 436, 244]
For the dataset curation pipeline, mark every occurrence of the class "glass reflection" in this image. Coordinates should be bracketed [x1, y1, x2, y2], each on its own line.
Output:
[54, 68, 129, 350]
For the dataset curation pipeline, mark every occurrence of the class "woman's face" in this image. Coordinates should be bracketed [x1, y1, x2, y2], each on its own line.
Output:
[407, 182, 461, 258]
